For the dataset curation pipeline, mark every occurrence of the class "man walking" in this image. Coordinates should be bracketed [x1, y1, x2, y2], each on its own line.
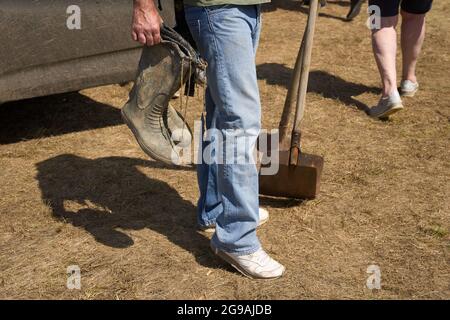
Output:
[131, 0, 285, 279]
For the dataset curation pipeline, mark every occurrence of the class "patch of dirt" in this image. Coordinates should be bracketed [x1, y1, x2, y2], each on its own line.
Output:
[0, 0, 448, 299]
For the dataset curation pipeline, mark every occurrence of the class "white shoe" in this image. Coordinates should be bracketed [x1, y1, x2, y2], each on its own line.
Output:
[400, 80, 419, 97]
[211, 244, 285, 279]
[370, 90, 404, 119]
[199, 208, 269, 233]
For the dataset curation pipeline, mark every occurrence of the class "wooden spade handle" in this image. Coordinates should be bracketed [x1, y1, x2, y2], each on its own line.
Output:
[293, 0, 319, 134]
[278, 38, 305, 147]
[289, 0, 319, 165]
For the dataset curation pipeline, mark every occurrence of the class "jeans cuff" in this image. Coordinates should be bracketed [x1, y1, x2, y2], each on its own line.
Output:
[197, 207, 222, 227]
[211, 237, 261, 256]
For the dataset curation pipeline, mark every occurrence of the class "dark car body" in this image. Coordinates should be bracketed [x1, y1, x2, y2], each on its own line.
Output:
[0, 0, 175, 103]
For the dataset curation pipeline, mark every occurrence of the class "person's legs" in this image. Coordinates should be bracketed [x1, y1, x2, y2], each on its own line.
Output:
[197, 4, 265, 232]
[196, 87, 222, 228]
[185, 5, 261, 255]
[371, 15, 399, 97]
[400, 10, 426, 84]
[193, 6, 261, 231]
[400, 0, 433, 84]
[185, 4, 284, 279]
[367, 0, 404, 118]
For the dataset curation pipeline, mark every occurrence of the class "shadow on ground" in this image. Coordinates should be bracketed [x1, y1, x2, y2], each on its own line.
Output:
[0, 92, 122, 145]
[257, 63, 379, 113]
[259, 196, 304, 208]
[36, 154, 218, 269]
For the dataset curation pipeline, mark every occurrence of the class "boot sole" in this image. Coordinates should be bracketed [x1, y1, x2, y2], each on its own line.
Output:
[121, 108, 174, 165]
[210, 243, 284, 280]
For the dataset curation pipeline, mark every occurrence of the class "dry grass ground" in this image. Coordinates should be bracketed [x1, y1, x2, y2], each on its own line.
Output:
[0, 0, 449, 299]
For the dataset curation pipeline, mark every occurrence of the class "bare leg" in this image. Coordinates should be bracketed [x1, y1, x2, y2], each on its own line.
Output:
[401, 10, 426, 83]
[371, 15, 399, 97]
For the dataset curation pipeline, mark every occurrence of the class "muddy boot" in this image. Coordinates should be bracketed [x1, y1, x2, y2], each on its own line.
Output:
[166, 104, 191, 147]
[122, 25, 206, 165]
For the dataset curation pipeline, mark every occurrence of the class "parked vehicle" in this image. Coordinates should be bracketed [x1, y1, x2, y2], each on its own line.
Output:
[0, 0, 175, 103]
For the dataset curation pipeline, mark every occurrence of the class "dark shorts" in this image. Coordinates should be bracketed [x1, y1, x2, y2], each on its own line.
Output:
[368, 0, 433, 17]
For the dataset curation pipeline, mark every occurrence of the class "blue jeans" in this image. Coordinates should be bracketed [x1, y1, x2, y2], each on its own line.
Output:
[185, 4, 262, 255]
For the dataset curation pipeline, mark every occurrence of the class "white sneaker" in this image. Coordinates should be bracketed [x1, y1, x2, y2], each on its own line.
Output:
[400, 80, 419, 97]
[370, 90, 404, 119]
[199, 208, 269, 233]
[211, 244, 285, 279]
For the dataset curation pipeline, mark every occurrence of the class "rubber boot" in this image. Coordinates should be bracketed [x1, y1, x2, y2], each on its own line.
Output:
[122, 27, 205, 165]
